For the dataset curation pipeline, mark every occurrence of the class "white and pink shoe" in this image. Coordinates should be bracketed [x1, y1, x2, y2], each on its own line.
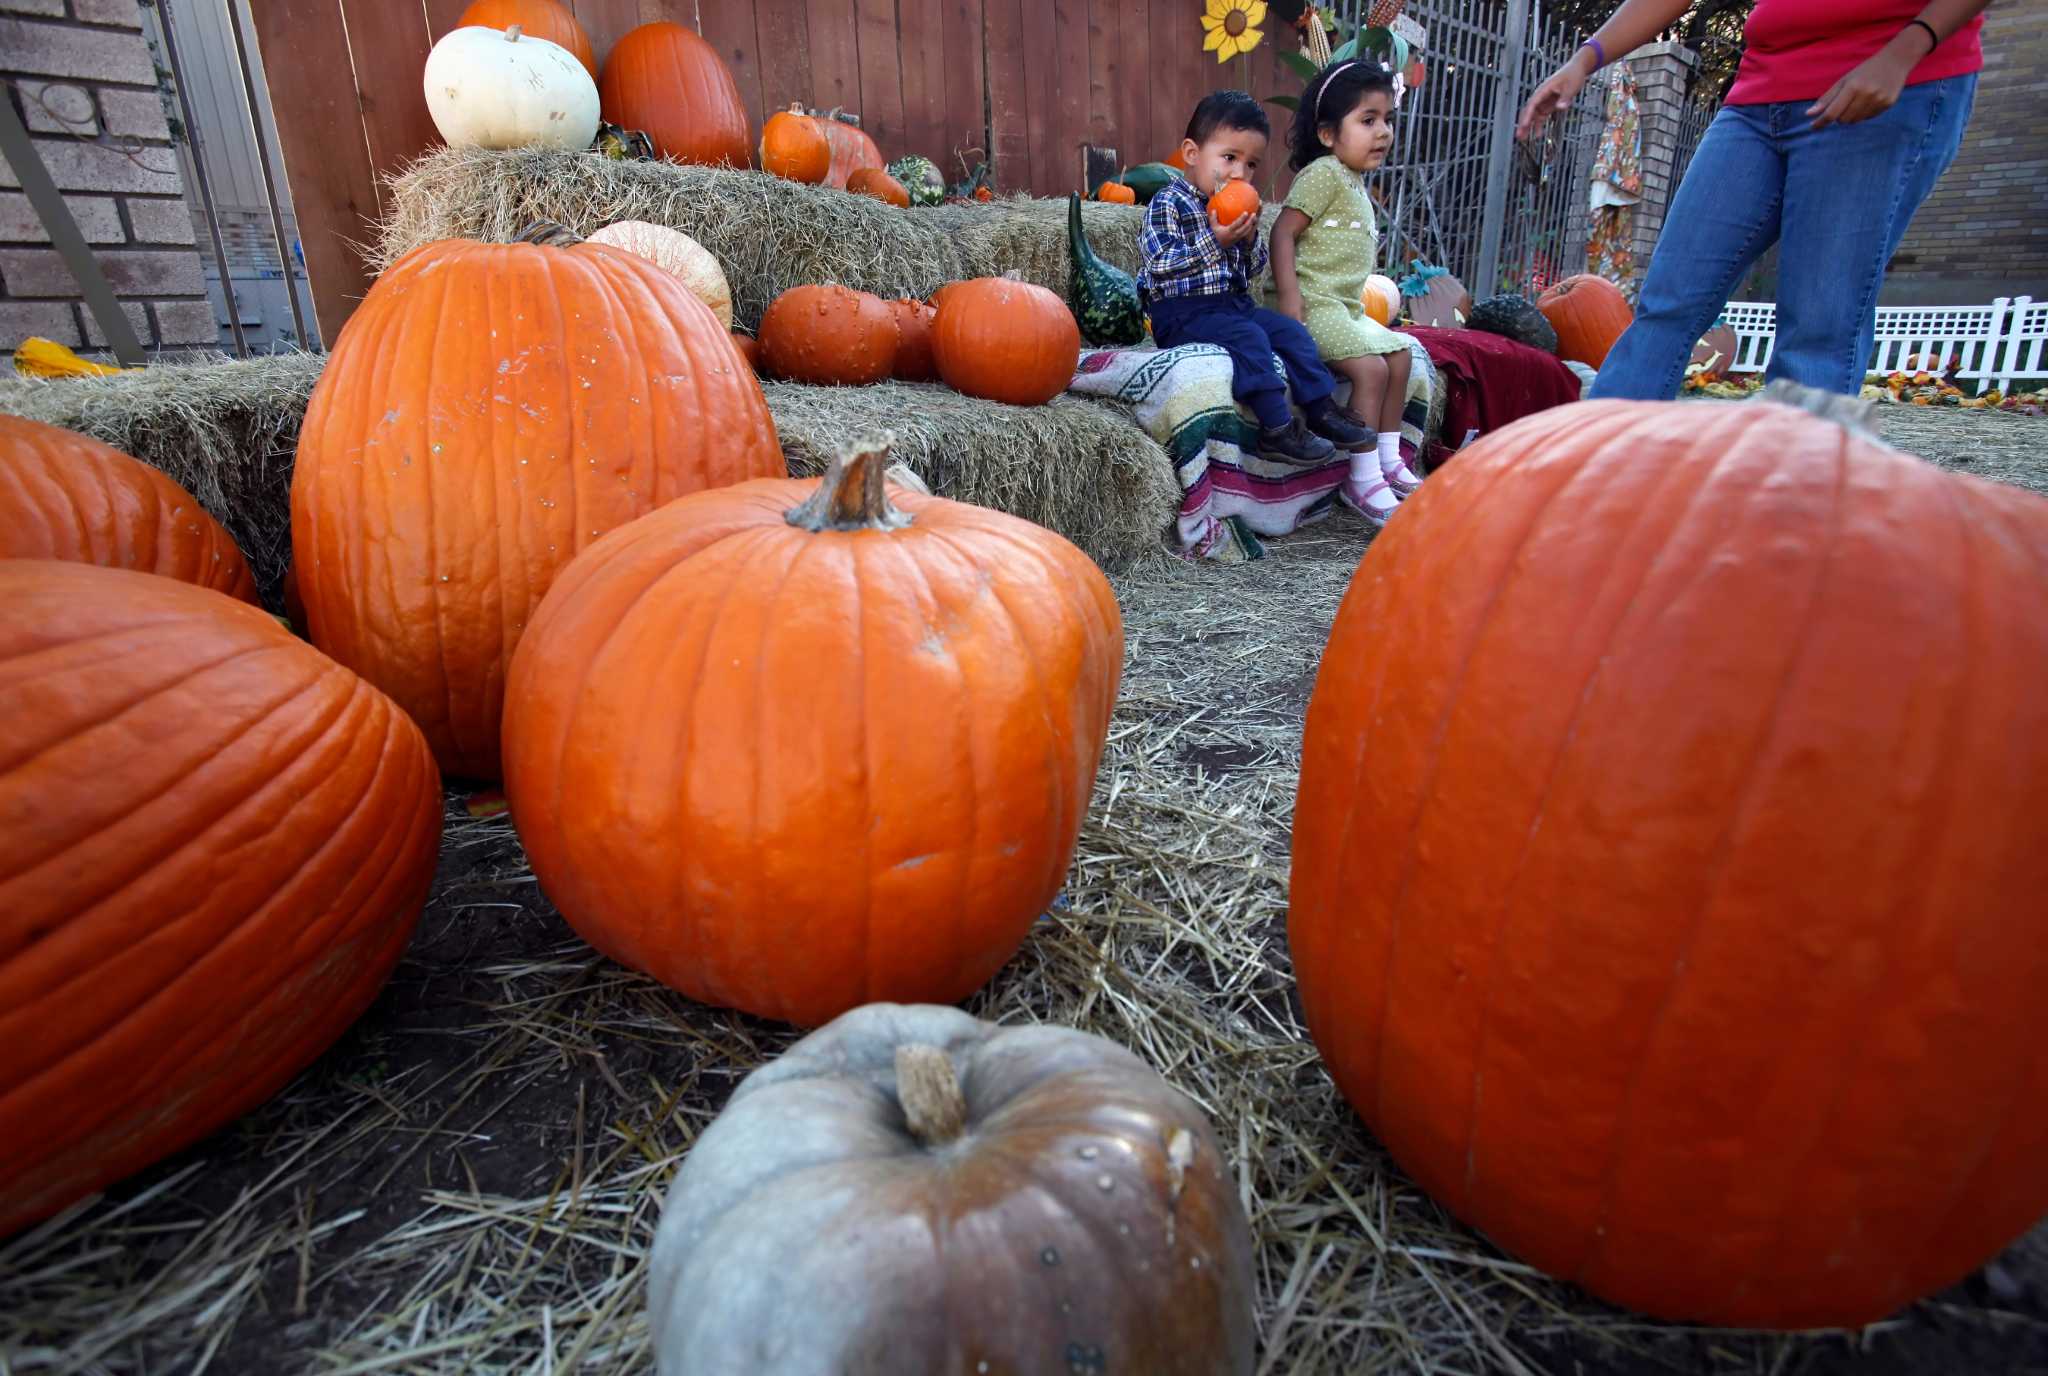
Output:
[1379, 436, 1421, 497]
[1339, 472, 1400, 527]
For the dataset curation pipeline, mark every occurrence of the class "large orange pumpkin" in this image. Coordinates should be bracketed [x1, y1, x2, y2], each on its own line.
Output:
[759, 107, 831, 184]
[501, 442, 1123, 1028]
[454, 0, 595, 78]
[932, 277, 1080, 407]
[291, 224, 783, 779]
[1290, 388, 2048, 1329]
[758, 284, 899, 385]
[0, 414, 257, 603]
[889, 298, 938, 382]
[0, 561, 443, 1235]
[1538, 273, 1634, 368]
[598, 22, 748, 168]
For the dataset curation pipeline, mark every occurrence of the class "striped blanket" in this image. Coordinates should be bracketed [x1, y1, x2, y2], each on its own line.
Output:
[1067, 337, 1435, 561]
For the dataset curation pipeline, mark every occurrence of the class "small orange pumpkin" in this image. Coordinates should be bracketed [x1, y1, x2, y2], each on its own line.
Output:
[847, 166, 911, 208]
[890, 299, 938, 382]
[455, 0, 595, 78]
[1538, 273, 1634, 369]
[760, 107, 831, 184]
[1164, 144, 1194, 171]
[759, 284, 900, 385]
[1208, 179, 1260, 226]
[0, 413, 258, 603]
[1095, 180, 1136, 205]
[501, 442, 1123, 1028]
[932, 277, 1080, 407]
[731, 331, 761, 372]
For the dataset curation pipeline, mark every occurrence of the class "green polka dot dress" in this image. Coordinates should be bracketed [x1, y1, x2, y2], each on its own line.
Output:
[1283, 156, 1410, 363]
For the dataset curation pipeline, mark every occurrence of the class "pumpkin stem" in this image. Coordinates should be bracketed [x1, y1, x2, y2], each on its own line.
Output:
[516, 221, 584, 249]
[504, 23, 522, 40]
[896, 1044, 968, 1147]
[785, 438, 915, 533]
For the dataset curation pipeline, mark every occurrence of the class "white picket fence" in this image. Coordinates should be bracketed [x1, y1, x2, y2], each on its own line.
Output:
[1722, 296, 2046, 394]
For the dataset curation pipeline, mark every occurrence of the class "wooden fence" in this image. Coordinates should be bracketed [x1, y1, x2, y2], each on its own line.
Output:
[251, 0, 1292, 342]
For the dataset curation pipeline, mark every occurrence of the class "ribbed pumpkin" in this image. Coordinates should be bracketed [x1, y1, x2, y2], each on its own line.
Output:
[1290, 386, 2048, 1329]
[0, 561, 443, 1235]
[0, 414, 257, 603]
[598, 22, 748, 168]
[847, 166, 910, 208]
[290, 224, 783, 778]
[585, 220, 734, 328]
[889, 298, 938, 382]
[758, 284, 899, 385]
[759, 107, 831, 184]
[649, 1004, 1255, 1373]
[455, 0, 594, 77]
[1095, 180, 1136, 205]
[810, 109, 884, 189]
[1538, 272, 1633, 368]
[933, 277, 1080, 407]
[501, 443, 1123, 1028]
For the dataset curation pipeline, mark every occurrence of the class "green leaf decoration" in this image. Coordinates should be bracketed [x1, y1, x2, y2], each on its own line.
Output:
[1390, 34, 1409, 73]
[1277, 50, 1320, 82]
[1265, 94, 1300, 109]
[1329, 35, 1358, 62]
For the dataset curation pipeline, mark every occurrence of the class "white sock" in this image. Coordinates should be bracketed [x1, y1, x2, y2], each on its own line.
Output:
[1348, 446, 1378, 484]
[1377, 433, 1400, 467]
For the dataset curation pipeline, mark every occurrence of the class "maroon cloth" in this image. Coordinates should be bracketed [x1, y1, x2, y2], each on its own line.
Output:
[1407, 326, 1582, 468]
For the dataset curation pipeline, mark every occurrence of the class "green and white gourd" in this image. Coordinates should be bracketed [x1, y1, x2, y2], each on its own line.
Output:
[1067, 194, 1145, 346]
[1467, 293, 1560, 353]
[886, 156, 947, 207]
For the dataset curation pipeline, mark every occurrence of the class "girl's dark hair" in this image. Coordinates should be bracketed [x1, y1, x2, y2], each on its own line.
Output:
[1288, 60, 1397, 171]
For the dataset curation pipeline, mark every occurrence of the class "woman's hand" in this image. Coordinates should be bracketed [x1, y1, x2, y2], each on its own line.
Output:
[1806, 45, 1918, 128]
[1516, 48, 1596, 141]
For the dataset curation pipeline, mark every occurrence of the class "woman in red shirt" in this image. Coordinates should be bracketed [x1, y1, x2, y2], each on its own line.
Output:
[1519, 0, 1990, 398]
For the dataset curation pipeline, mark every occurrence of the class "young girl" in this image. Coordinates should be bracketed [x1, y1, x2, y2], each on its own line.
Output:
[1272, 60, 1422, 524]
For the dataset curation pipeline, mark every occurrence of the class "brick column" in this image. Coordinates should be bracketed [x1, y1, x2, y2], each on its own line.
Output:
[1616, 39, 1700, 300]
[1, 0, 213, 357]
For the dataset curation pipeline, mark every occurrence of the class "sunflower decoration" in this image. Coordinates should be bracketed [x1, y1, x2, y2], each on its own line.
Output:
[1202, 0, 1266, 63]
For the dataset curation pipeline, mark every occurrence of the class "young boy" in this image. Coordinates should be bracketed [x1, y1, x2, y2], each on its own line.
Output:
[1139, 91, 1374, 465]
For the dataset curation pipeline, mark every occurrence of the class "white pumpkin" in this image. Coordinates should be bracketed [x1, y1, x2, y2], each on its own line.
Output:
[586, 222, 735, 330]
[424, 24, 599, 152]
[1363, 273, 1402, 326]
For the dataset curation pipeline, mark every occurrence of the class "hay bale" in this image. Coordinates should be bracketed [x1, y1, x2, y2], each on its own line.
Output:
[374, 147, 1155, 331]
[0, 353, 322, 603]
[766, 381, 1177, 568]
[0, 354, 1176, 591]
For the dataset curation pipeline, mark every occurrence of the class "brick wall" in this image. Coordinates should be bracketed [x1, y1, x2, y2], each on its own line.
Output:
[1882, 0, 2048, 305]
[1, 0, 212, 356]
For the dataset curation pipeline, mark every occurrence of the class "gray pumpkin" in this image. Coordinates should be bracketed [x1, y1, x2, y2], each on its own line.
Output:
[648, 1003, 1256, 1375]
[1467, 293, 1560, 353]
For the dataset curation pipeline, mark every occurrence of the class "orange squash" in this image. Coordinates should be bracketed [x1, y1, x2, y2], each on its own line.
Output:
[810, 110, 884, 189]
[760, 107, 831, 184]
[454, 0, 595, 78]
[1538, 272, 1634, 368]
[932, 277, 1080, 407]
[758, 284, 899, 385]
[847, 166, 910, 208]
[1207, 179, 1260, 226]
[290, 223, 783, 778]
[0, 413, 257, 603]
[1095, 180, 1136, 205]
[598, 22, 748, 168]
[731, 331, 761, 372]
[1290, 388, 2048, 1329]
[501, 442, 1123, 1027]
[0, 561, 443, 1235]
[889, 298, 938, 382]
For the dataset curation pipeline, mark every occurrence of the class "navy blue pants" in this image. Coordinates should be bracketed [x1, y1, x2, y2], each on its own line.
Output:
[1148, 293, 1336, 430]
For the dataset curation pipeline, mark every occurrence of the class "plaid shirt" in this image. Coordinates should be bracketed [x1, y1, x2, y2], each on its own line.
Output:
[1137, 175, 1267, 307]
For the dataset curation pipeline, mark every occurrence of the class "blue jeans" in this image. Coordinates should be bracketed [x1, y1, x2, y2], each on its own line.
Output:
[1592, 73, 1976, 400]
[1147, 293, 1336, 429]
